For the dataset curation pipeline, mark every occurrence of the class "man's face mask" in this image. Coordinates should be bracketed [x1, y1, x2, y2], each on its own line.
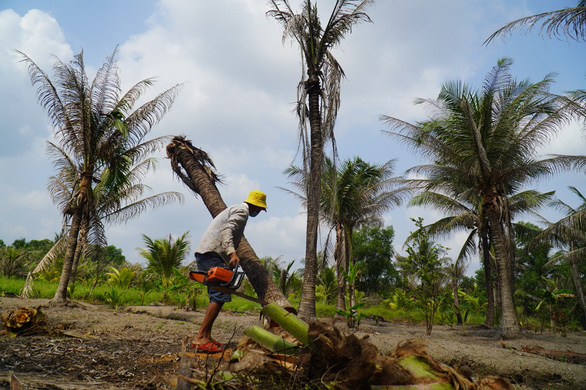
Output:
[250, 209, 261, 218]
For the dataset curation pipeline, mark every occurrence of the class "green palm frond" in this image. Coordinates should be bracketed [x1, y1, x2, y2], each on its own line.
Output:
[485, 1, 586, 43]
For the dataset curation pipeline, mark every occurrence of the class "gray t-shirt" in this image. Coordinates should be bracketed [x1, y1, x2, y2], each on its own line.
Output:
[195, 203, 250, 264]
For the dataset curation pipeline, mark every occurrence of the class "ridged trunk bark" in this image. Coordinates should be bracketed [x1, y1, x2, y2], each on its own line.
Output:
[480, 227, 496, 328]
[335, 222, 347, 312]
[52, 210, 82, 303]
[486, 204, 521, 339]
[69, 213, 89, 286]
[166, 137, 291, 309]
[53, 173, 92, 303]
[453, 278, 462, 325]
[298, 77, 323, 319]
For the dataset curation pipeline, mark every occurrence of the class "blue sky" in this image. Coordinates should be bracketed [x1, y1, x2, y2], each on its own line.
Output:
[1, 0, 584, 275]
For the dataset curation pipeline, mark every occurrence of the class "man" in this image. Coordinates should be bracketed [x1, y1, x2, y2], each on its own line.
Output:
[191, 190, 267, 352]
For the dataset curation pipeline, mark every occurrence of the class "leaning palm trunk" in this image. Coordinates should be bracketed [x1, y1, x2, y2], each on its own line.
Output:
[166, 136, 291, 308]
[53, 172, 93, 303]
[53, 209, 83, 302]
[69, 214, 90, 286]
[486, 205, 521, 339]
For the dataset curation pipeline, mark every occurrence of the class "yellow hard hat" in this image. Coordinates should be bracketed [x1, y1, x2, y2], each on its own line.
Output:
[244, 190, 267, 209]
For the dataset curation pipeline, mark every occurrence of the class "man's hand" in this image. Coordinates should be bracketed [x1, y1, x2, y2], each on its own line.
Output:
[228, 252, 240, 269]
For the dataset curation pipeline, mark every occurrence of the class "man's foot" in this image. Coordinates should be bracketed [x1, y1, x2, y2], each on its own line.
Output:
[190, 340, 224, 353]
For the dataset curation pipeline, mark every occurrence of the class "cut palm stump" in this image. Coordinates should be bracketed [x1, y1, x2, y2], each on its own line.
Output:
[180, 304, 515, 390]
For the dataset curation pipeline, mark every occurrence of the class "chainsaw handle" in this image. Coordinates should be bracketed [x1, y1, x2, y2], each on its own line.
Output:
[221, 264, 244, 289]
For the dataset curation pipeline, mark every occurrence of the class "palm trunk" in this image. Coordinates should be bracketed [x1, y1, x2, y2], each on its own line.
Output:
[480, 229, 495, 328]
[504, 211, 517, 304]
[335, 222, 346, 311]
[54, 172, 94, 303]
[486, 205, 521, 339]
[453, 278, 462, 325]
[166, 137, 291, 309]
[298, 77, 323, 319]
[53, 210, 82, 303]
[69, 213, 89, 286]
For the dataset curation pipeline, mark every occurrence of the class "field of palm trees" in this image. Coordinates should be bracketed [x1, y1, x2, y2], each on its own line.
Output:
[1, 0, 585, 389]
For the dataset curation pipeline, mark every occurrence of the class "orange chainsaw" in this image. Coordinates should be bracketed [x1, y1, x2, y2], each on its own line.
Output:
[189, 264, 245, 290]
[188, 264, 266, 305]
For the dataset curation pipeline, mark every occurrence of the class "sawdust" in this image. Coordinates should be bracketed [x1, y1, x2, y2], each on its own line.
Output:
[0, 296, 585, 389]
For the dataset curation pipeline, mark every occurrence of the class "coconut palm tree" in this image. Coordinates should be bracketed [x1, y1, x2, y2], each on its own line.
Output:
[267, 0, 374, 318]
[139, 232, 190, 300]
[20, 48, 182, 303]
[284, 156, 405, 311]
[382, 58, 585, 338]
[485, 0, 586, 43]
[166, 136, 292, 309]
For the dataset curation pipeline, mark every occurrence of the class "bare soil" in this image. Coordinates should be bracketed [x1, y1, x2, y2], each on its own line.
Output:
[1, 296, 585, 389]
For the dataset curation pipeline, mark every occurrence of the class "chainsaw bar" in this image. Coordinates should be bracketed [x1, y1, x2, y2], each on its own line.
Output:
[207, 285, 266, 306]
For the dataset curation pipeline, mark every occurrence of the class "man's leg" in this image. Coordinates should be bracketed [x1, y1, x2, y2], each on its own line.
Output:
[191, 253, 231, 348]
[193, 301, 223, 345]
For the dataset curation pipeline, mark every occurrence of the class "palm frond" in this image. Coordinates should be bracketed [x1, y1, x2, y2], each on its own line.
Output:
[103, 191, 184, 224]
[485, 2, 586, 44]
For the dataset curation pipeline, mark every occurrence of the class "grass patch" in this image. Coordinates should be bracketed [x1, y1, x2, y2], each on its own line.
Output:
[0, 276, 25, 296]
[0, 275, 548, 332]
[0, 276, 57, 298]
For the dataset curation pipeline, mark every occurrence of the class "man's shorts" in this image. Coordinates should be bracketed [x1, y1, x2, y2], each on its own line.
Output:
[195, 252, 232, 304]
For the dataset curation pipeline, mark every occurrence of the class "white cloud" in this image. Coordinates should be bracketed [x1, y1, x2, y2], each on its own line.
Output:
[245, 209, 307, 262]
[541, 120, 586, 156]
[0, 10, 71, 156]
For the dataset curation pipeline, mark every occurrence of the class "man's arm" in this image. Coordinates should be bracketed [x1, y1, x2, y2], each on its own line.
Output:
[220, 206, 248, 268]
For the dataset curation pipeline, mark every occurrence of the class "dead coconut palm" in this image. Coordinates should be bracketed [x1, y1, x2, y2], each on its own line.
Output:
[166, 136, 292, 309]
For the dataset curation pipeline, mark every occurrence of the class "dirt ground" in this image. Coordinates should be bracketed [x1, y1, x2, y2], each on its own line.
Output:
[1, 296, 585, 390]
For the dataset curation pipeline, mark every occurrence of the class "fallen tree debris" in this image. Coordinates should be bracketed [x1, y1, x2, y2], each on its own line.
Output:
[521, 345, 586, 364]
[1, 306, 47, 337]
[179, 305, 516, 389]
[243, 325, 299, 355]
